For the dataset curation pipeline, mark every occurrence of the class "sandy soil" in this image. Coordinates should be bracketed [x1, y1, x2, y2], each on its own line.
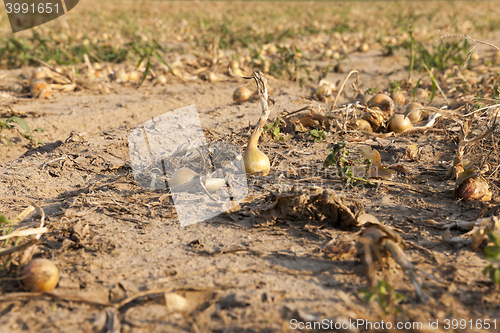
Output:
[1, 7, 500, 333]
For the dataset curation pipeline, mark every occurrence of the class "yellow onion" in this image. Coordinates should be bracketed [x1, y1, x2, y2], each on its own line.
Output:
[153, 74, 167, 86]
[389, 114, 412, 133]
[367, 93, 394, 113]
[358, 43, 369, 53]
[229, 60, 239, 70]
[203, 71, 223, 82]
[165, 293, 189, 311]
[404, 102, 423, 112]
[243, 147, 270, 175]
[404, 102, 424, 123]
[454, 170, 492, 202]
[169, 167, 199, 189]
[229, 60, 245, 76]
[405, 144, 419, 159]
[349, 118, 372, 132]
[362, 107, 386, 132]
[128, 70, 141, 82]
[231, 67, 245, 77]
[233, 87, 253, 104]
[32, 67, 48, 80]
[22, 259, 59, 292]
[391, 91, 405, 105]
[204, 178, 226, 192]
[30, 79, 52, 99]
[314, 85, 333, 102]
[10, 82, 24, 93]
[112, 68, 129, 82]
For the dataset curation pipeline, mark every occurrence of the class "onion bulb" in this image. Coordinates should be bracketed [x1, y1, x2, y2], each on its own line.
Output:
[349, 118, 373, 132]
[367, 93, 394, 113]
[229, 61, 245, 76]
[236, 71, 271, 176]
[389, 114, 413, 133]
[10, 82, 24, 93]
[391, 91, 405, 105]
[454, 170, 492, 202]
[112, 68, 129, 82]
[204, 178, 226, 192]
[404, 102, 424, 123]
[314, 85, 333, 102]
[358, 43, 369, 53]
[169, 167, 199, 190]
[243, 147, 270, 175]
[233, 87, 253, 104]
[243, 119, 270, 176]
[30, 79, 52, 99]
[229, 60, 239, 70]
[153, 74, 167, 86]
[22, 259, 59, 292]
[128, 70, 141, 82]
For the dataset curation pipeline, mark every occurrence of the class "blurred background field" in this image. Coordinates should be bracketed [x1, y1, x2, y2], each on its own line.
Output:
[1, 1, 500, 70]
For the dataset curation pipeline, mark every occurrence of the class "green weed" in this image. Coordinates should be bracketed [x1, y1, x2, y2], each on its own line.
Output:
[264, 117, 286, 142]
[266, 45, 311, 86]
[309, 129, 327, 143]
[323, 141, 375, 187]
[131, 37, 174, 86]
[412, 64, 449, 104]
[483, 231, 500, 285]
[0, 117, 43, 147]
[359, 279, 407, 316]
[404, 33, 469, 72]
[388, 81, 402, 93]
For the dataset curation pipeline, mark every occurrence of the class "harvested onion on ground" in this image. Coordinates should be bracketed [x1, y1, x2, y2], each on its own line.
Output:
[233, 87, 253, 104]
[367, 93, 394, 113]
[391, 91, 405, 105]
[230, 70, 271, 176]
[404, 102, 424, 123]
[22, 258, 59, 292]
[389, 114, 413, 133]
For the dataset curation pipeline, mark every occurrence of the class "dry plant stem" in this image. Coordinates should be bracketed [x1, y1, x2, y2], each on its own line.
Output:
[441, 33, 500, 66]
[10, 205, 35, 225]
[0, 239, 38, 258]
[449, 111, 498, 179]
[332, 70, 360, 109]
[33, 58, 73, 84]
[20, 202, 46, 266]
[0, 227, 48, 241]
[382, 239, 427, 301]
[229, 69, 271, 152]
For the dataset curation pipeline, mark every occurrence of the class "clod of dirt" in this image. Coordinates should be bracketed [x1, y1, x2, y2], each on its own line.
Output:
[253, 187, 365, 228]
[70, 222, 90, 244]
